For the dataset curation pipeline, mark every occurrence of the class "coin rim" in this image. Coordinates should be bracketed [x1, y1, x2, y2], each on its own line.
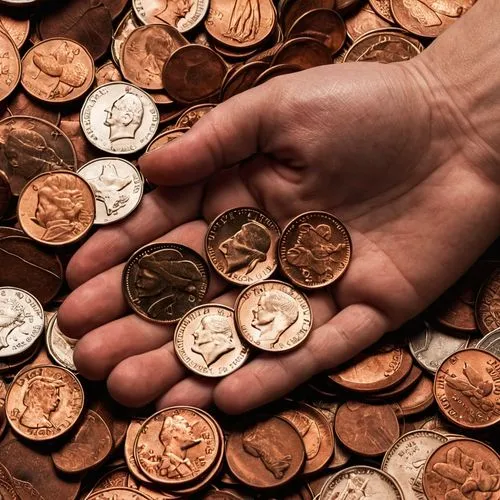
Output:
[0, 28, 21, 102]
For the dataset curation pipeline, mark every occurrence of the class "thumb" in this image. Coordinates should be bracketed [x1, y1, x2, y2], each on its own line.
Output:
[138, 83, 278, 186]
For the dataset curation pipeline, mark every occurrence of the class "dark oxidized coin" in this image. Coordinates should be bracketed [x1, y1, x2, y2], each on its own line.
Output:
[220, 61, 269, 101]
[0, 90, 61, 125]
[123, 242, 210, 324]
[272, 37, 332, 70]
[101, 0, 129, 20]
[253, 64, 301, 87]
[0, 30, 20, 103]
[281, 0, 336, 34]
[476, 268, 500, 335]
[145, 127, 189, 153]
[0, 170, 10, 220]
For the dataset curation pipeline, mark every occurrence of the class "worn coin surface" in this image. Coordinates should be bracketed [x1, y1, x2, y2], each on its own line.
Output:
[80, 82, 159, 155]
[134, 406, 221, 486]
[112, 9, 140, 66]
[434, 348, 500, 429]
[95, 60, 122, 87]
[422, 438, 500, 500]
[477, 326, 500, 356]
[206, 207, 281, 286]
[145, 127, 189, 152]
[176, 103, 215, 128]
[397, 375, 434, 416]
[234, 280, 312, 352]
[346, 4, 391, 41]
[0, 287, 44, 358]
[279, 211, 351, 289]
[87, 487, 152, 500]
[6, 364, 84, 441]
[78, 157, 143, 225]
[0, 30, 20, 103]
[476, 268, 500, 335]
[221, 61, 269, 101]
[368, 0, 395, 22]
[0, 15, 29, 49]
[0, 115, 77, 195]
[281, 0, 336, 34]
[382, 430, 448, 500]
[123, 242, 209, 324]
[320, 466, 404, 499]
[1, 90, 61, 125]
[17, 171, 96, 246]
[46, 313, 77, 372]
[174, 304, 249, 378]
[272, 37, 332, 69]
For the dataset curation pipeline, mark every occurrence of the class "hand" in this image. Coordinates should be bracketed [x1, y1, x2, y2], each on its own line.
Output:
[57, 46, 500, 414]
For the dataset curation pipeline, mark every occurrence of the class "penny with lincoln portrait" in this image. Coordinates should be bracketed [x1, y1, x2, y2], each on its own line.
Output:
[206, 207, 281, 286]
[134, 406, 221, 486]
[123, 242, 210, 324]
[174, 304, 250, 378]
[279, 211, 352, 289]
[234, 280, 313, 352]
[5, 364, 84, 441]
[17, 170, 96, 246]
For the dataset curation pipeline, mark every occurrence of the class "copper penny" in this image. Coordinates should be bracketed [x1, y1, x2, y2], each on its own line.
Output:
[205, 0, 277, 49]
[134, 406, 221, 487]
[329, 344, 413, 393]
[0, 30, 20, 103]
[21, 39, 95, 104]
[112, 9, 141, 67]
[397, 375, 434, 416]
[279, 402, 335, 475]
[226, 415, 305, 489]
[253, 64, 301, 86]
[87, 487, 152, 500]
[345, 4, 392, 41]
[335, 402, 400, 457]
[121, 25, 188, 91]
[220, 61, 269, 101]
[369, 0, 395, 22]
[17, 171, 96, 247]
[206, 207, 281, 286]
[146, 127, 189, 152]
[281, 0, 336, 34]
[123, 242, 209, 324]
[0, 15, 29, 49]
[434, 348, 500, 429]
[0, 169, 10, 220]
[95, 60, 122, 87]
[102, 0, 130, 20]
[163, 45, 227, 105]
[127, 474, 181, 500]
[369, 364, 423, 399]
[125, 419, 153, 484]
[175, 103, 216, 128]
[46, 313, 77, 372]
[272, 37, 332, 70]
[279, 211, 351, 289]
[0, 91, 60, 125]
[234, 280, 313, 352]
[52, 409, 113, 473]
[6, 364, 84, 441]
[476, 268, 500, 335]
[0, 115, 77, 196]
[91, 467, 129, 492]
[0, 235, 63, 305]
[423, 438, 500, 500]
[174, 304, 249, 378]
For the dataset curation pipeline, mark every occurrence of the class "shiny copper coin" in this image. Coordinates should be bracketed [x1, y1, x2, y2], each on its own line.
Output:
[226, 415, 305, 489]
[205, 0, 277, 49]
[330, 344, 413, 393]
[369, 0, 395, 22]
[434, 348, 500, 429]
[398, 374, 434, 416]
[423, 438, 500, 500]
[0, 115, 77, 195]
[0, 463, 16, 500]
[146, 127, 189, 153]
[335, 401, 400, 457]
[235, 280, 313, 352]
[0, 15, 28, 50]
[0, 30, 20, 103]
[476, 268, 500, 335]
[52, 409, 113, 473]
[87, 487, 152, 500]
[163, 45, 227, 105]
[220, 61, 269, 101]
[6, 364, 84, 441]
[369, 364, 423, 399]
[21, 39, 95, 104]
[345, 4, 392, 41]
[126, 475, 181, 500]
[123, 242, 209, 324]
[206, 207, 281, 286]
[287, 9, 347, 55]
[91, 467, 129, 493]
[272, 37, 332, 70]
[17, 171, 95, 247]
[95, 61, 122, 87]
[253, 64, 301, 86]
[112, 9, 140, 66]
[211, 38, 259, 61]
[281, 0, 336, 34]
[176, 103, 216, 128]
[125, 419, 152, 484]
[0, 170, 10, 220]
[0, 91, 60, 125]
[121, 25, 188, 91]
[134, 406, 221, 486]
[0, 236, 63, 305]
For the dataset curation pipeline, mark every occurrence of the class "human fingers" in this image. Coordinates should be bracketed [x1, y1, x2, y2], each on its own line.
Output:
[156, 378, 217, 410]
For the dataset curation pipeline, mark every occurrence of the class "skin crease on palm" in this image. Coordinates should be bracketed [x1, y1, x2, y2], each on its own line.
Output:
[57, 0, 500, 414]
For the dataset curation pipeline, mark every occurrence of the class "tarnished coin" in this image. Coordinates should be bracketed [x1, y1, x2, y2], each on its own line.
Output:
[320, 466, 403, 499]
[345, 4, 392, 41]
[1, 90, 61, 125]
[226, 415, 305, 489]
[382, 430, 448, 500]
[176, 103, 216, 128]
[477, 326, 500, 357]
[397, 375, 434, 416]
[368, 0, 395, 22]
[46, 313, 77, 372]
[125, 419, 152, 484]
[102, 0, 130, 20]
[17, 171, 95, 247]
[78, 157, 143, 225]
[234, 280, 312, 352]
[0, 287, 44, 359]
[87, 487, 152, 500]
[95, 61, 122, 87]
[0, 15, 29, 49]
[121, 25, 188, 91]
[476, 268, 500, 335]
[112, 9, 141, 66]
[123, 243, 209, 324]
[279, 211, 351, 289]
[51, 409, 113, 473]
[134, 406, 221, 486]
[434, 348, 500, 429]
[220, 61, 269, 101]
[335, 402, 400, 457]
[206, 207, 281, 286]
[0, 170, 11, 220]
[0, 30, 20, 103]
[21, 39, 95, 104]
[6, 364, 84, 441]
[272, 37, 332, 70]
[0, 115, 77, 195]
[174, 304, 249, 378]
[253, 63, 300, 86]
[423, 438, 500, 500]
[280, 0, 336, 33]
[81, 82, 159, 154]
[145, 127, 189, 152]
[91, 467, 129, 492]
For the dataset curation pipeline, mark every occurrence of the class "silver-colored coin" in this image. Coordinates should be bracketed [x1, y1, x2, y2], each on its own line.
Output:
[133, 0, 209, 33]
[80, 82, 159, 155]
[408, 321, 469, 374]
[78, 158, 144, 225]
[382, 430, 448, 500]
[111, 9, 140, 66]
[320, 466, 403, 499]
[0, 287, 44, 358]
[46, 312, 77, 372]
[476, 326, 500, 357]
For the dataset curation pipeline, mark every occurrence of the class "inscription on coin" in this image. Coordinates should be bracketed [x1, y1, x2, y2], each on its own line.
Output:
[477, 327, 500, 357]
[0, 30, 20, 103]
[0, 15, 30, 49]
[476, 268, 500, 335]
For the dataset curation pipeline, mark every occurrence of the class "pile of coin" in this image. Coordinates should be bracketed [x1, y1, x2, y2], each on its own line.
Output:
[0, 0, 496, 499]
